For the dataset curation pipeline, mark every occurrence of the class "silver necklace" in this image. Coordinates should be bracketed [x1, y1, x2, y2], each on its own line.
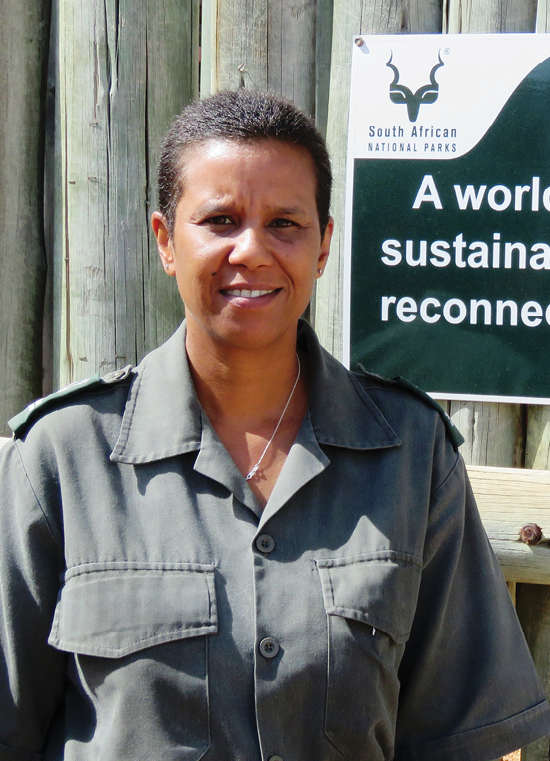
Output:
[245, 354, 301, 481]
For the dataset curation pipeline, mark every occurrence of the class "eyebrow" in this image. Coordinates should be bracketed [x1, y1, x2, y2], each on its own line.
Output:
[270, 205, 308, 217]
[192, 202, 310, 218]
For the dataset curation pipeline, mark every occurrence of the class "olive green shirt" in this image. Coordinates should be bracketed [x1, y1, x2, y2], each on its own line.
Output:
[0, 321, 549, 761]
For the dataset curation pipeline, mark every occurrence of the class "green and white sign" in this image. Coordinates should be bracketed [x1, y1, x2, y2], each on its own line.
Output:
[345, 34, 550, 403]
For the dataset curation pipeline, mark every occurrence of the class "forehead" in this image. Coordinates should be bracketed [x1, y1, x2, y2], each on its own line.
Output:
[178, 138, 317, 198]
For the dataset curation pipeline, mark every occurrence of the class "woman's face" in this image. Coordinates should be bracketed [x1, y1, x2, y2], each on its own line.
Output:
[152, 138, 332, 354]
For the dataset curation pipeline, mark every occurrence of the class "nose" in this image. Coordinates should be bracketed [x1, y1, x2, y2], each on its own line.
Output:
[227, 226, 272, 268]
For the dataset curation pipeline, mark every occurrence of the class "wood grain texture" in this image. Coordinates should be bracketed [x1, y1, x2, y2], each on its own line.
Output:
[0, 0, 51, 434]
[314, 0, 442, 359]
[536, 0, 550, 29]
[315, 0, 334, 137]
[516, 582, 550, 761]
[214, 0, 269, 93]
[200, 0, 218, 97]
[449, 401, 525, 468]
[444, 0, 536, 32]
[212, 0, 320, 117]
[468, 465, 550, 583]
[55, 0, 196, 389]
[526, 407, 550, 470]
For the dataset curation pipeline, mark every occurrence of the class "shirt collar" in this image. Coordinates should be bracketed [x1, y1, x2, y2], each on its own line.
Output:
[111, 323, 202, 464]
[110, 320, 400, 464]
[298, 320, 400, 450]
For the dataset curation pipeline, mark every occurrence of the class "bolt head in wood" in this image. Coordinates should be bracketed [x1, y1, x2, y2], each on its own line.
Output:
[519, 523, 543, 545]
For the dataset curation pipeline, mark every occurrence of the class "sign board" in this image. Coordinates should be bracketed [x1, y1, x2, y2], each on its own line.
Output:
[344, 34, 550, 403]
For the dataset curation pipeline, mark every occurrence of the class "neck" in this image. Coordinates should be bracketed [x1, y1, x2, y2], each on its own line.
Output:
[185, 325, 304, 431]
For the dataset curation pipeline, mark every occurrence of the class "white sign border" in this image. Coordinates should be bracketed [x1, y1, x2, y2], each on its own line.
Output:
[342, 33, 550, 406]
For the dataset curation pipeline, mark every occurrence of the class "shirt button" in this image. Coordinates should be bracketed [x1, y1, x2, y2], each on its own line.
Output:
[256, 534, 275, 553]
[259, 637, 280, 658]
[269, 757, 284, 761]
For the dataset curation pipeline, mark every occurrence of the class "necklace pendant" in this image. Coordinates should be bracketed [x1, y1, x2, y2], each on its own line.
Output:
[245, 464, 258, 481]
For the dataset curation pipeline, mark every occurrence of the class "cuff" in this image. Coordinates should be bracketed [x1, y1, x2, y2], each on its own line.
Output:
[395, 700, 550, 761]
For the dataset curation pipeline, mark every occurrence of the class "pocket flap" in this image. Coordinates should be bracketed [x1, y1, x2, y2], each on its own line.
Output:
[49, 562, 217, 658]
[316, 551, 421, 645]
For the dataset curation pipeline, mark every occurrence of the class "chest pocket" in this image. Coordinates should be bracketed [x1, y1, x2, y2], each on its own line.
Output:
[49, 562, 217, 761]
[316, 552, 422, 761]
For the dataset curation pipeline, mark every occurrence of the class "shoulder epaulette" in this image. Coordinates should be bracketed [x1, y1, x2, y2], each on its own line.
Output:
[9, 365, 134, 438]
[356, 364, 465, 451]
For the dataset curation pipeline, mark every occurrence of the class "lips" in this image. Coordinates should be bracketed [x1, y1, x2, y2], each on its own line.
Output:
[223, 288, 277, 298]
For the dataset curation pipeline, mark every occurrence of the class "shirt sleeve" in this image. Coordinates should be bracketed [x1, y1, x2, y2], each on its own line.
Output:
[0, 440, 66, 760]
[395, 449, 550, 761]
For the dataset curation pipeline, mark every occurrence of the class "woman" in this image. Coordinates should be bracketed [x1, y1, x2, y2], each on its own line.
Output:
[0, 89, 549, 761]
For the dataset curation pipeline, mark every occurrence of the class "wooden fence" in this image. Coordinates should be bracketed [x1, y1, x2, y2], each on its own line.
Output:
[2, 0, 550, 757]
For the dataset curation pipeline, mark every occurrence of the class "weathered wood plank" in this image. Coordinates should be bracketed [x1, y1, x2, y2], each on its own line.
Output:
[449, 401, 525, 468]
[55, 0, 195, 389]
[516, 583, 550, 761]
[468, 465, 550, 584]
[211, 0, 320, 117]
[43, 0, 58, 399]
[314, 0, 442, 359]
[315, 0, 334, 138]
[214, 0, 269, 93]
[444, 0, 536, 32]
[536, 0, 550, 29]
[0, 0, 51, 434]
[526, 407, 550, 470]
[200, 0, 218, 97]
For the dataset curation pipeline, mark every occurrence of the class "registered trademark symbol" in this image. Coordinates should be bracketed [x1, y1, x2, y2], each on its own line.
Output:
[444, 48, 451, 55]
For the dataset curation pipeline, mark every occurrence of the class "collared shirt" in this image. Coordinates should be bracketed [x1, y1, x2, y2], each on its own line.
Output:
[0, 321, 549, 761]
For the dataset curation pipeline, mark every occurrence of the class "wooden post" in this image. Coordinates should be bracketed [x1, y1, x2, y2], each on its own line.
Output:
[203, 0, 323, 118]
[313, 0, 442, 359]
[54, 0, 198, 389]
[0, 0, 51, 434]
[518, 373, 550, 758]
[536, 0, 550, 29]
[449, 402, 525, 469]
[517, 582, 550, 761]
[444, 0, 536, 32]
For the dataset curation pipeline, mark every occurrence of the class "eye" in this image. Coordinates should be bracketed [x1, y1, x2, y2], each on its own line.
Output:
[206, 215, 234, 226]
[270, 218, 298, 229]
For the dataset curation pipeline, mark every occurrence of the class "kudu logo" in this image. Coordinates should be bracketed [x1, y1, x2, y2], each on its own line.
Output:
[386, 52, 444, 122]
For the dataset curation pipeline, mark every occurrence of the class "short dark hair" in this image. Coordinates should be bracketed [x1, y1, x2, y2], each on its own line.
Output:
[157, 89, 332, 237]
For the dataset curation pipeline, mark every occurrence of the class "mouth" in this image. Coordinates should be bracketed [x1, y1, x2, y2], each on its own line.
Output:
[221, 288, 279, 299]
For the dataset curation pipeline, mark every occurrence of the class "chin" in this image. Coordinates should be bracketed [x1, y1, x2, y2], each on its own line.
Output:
[216, 319, 297, 351]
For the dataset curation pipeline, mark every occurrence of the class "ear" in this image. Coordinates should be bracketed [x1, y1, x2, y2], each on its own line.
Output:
[316, 217, 334, 278]
[151, 212, 175, 276]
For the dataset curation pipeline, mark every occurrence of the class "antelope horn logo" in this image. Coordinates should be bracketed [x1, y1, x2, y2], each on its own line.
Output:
[387, 51, 444, 122]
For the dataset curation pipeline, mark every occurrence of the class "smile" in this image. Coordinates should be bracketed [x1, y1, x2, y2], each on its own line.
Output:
[222, 289, 278, 298]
